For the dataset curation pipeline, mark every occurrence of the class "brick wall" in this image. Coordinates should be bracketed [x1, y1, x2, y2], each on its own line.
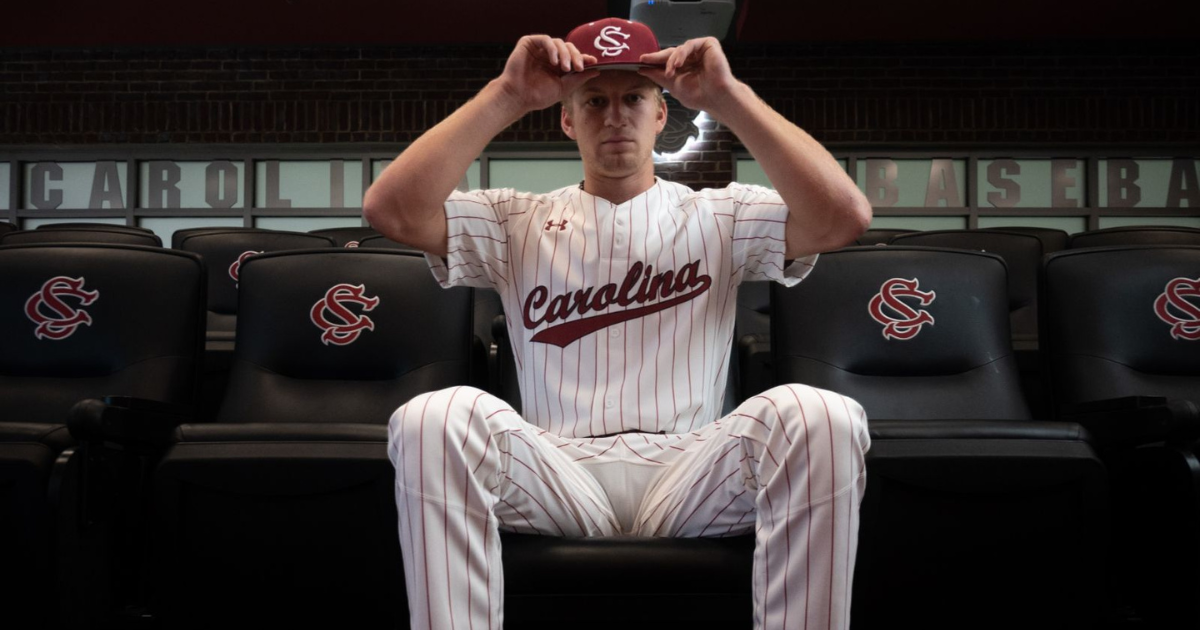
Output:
[2, 40, 1197, 187]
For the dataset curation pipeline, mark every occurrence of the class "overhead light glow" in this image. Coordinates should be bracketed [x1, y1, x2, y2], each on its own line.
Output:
[653, 111, 710, 163]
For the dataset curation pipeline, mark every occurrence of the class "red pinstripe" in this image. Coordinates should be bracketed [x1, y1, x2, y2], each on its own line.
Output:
[815, 389, 837, 627]
[416, 393, 436, 630]
[441, 387, 461, 630]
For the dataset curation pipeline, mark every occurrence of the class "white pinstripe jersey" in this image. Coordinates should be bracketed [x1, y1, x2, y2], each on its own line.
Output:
[427, 178, 818, 438]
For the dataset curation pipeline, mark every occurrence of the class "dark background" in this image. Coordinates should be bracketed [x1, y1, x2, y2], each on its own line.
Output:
[2, 0, 1196, 188]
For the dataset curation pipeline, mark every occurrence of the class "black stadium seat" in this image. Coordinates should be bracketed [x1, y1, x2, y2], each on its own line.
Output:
[1042, 245, 1200, 628]
[2, 226, 162, 247]
[0, 243, 204, 629]
[310, 225, 381, 247]
[175, 228, 335, 341]
[168, 225, 255, 250]
[175, 228, 336, 422]
[889, 229, 1043, 343]
[856, 227, 914, 246]
[773, 246, 1029, 419]
[770, 246, 1110, 628]
[1069, 225, 1200, 249]
[982, 225, 1069, 253]
[35, 221, 155, 234]
[0, 221, 19, 236]
[148, 249, 476, 628]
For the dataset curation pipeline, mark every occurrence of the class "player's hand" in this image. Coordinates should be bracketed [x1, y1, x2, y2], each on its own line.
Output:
[496, 35, 600, 113]
[637, 37, 738, 114]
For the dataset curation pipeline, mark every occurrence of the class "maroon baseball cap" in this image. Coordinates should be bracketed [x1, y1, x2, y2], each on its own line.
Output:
[565, 18, 662, 71]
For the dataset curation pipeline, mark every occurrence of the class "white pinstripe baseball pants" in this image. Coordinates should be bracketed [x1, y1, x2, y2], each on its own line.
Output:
[387, 384, 870, 630]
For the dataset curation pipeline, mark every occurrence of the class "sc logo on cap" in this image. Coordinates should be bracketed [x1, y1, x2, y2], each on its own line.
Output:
[595, 26, 631, 57]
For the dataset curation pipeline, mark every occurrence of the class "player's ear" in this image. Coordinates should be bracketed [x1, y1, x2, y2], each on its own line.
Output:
[561, 101, 578, 140]
[654, 92, 667, 135]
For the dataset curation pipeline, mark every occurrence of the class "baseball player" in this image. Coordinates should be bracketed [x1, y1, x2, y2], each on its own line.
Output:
[364, 18, 873, 630]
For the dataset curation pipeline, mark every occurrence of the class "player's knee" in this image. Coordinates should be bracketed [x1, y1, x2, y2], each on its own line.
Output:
[387, 386, 489, 453]
[771, 383, 868, 445]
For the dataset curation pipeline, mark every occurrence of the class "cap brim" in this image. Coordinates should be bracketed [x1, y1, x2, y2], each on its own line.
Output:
[576, 61, 665, 73]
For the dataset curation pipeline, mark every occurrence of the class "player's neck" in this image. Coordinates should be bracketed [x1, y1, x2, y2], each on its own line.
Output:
[579, 169, 657, 206]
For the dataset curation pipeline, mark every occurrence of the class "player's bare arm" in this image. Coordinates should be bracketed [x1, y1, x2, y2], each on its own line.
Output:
[639, 38, 872, 260]
[364, 36, 599, 256]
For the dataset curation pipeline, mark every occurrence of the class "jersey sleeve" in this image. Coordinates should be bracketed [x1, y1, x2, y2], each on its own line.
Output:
[425, 188, 520, 291]
[728, 182, 819, 287]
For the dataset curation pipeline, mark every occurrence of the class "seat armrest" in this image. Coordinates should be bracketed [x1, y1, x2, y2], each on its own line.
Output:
[1058, 396, 1200, 448]
[68, 396, 194, 454]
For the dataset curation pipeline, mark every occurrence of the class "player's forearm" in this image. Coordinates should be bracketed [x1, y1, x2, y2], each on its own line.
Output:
[363, 79, 528, 244]
[708, 82, 872, 257]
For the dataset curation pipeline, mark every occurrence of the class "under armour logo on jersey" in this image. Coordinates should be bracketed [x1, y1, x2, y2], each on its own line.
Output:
[310, 283, 380, 346]
[24, 276, 99, 341]
[344, 241, 360, 248]
[228, 250, 263, 285]
[544, 219, 568, 232]
[594, 25, 631, 57]
[868, 277, 936, 340]
[1154, 277, 1200, 340]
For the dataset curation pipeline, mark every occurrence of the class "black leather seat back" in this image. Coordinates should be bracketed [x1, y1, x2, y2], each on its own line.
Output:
[856, 228, 914, 246]
[1042, 245, 1200, 405]
[891, 229, 1043, 339]
[0, 221, 16, 236]
[736, 282, 770, 339]
[310, 226, 381, 248]
[176, 229, 335, 336]
[0, 244, 205, 423]
[983, 225, 1069, 253]
[1070, 226, 1200, 249]
[2, 227, 162, 247]
[36, 222, 154, 234]
[357, 233, 422, 253]
[772, 246, 1030, 420]
[169, 226, 256, 250]
[217, 249, 474, 424]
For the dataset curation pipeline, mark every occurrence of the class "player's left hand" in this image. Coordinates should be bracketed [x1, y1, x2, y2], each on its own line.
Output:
[637, 37, 738, 113]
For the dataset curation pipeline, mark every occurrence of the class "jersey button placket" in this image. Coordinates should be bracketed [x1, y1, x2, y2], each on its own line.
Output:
[613, 204, 628, 256]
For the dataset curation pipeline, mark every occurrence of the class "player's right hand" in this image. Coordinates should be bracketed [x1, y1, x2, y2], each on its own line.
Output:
[496, 36, 599, 113]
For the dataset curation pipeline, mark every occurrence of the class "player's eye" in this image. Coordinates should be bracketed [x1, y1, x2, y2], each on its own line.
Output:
[625, 94, 644, 104]
[586, 97, 606, 107]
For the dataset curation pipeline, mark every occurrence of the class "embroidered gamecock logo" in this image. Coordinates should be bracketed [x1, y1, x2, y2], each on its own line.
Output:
[344, 241, 360, 248]
[868, 278, 936, 340]
[25, 276, 99, 341]
[228, 250, 262, 285]
[1154, 277, 1200, 340]
[310, 283, 380, 346]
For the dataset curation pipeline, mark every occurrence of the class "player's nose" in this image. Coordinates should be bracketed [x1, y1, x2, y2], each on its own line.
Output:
[603, 102, 627, 126]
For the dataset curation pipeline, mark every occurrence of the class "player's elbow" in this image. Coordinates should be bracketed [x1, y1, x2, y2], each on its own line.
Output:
[362, 186, 391, 234]
[820, 194, 872, 251]
[363, 185, 411, 243]
[845, 195, 873, 242]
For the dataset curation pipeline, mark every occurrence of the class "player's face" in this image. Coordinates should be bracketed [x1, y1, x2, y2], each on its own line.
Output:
[561, 71, 667, 180]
